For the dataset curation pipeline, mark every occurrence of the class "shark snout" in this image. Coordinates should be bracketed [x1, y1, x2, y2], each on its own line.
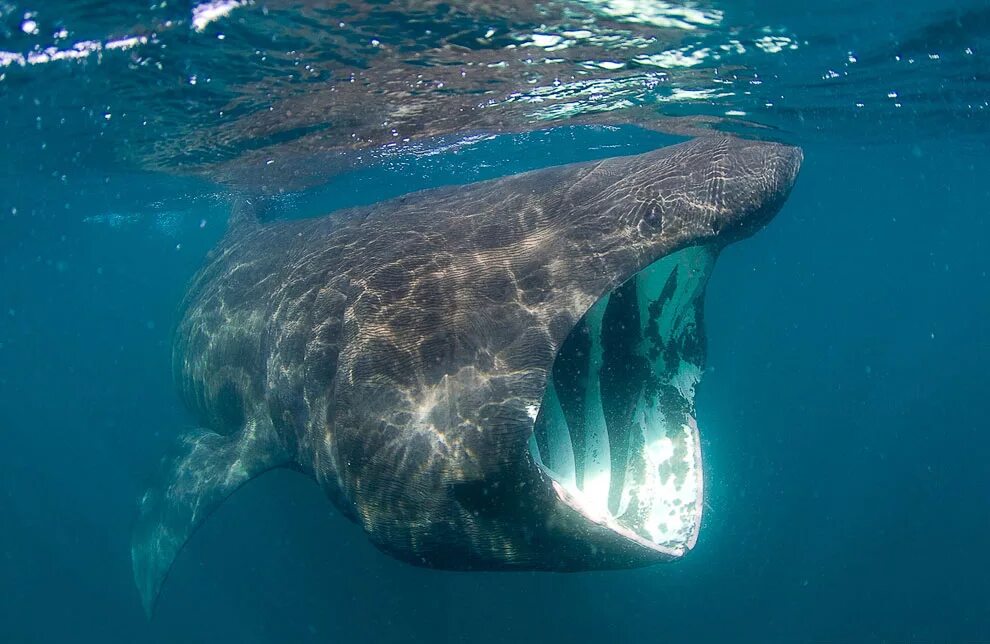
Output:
[711, 139, 803, 242]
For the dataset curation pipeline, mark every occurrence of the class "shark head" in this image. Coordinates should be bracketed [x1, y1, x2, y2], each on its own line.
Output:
[335, 136, 802, 570]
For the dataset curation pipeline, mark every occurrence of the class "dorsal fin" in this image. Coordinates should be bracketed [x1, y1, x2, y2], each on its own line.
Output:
[227, 196, 264, 234]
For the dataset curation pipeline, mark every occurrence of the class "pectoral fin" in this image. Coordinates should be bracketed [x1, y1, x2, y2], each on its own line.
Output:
[131, 420, 290, 617]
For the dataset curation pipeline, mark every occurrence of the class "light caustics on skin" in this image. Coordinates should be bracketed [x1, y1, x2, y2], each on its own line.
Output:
[128, 136, 802, 616]
[529, 245, 713, 553]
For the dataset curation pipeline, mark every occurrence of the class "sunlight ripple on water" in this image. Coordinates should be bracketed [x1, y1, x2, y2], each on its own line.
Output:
[0, 0, 987, 193]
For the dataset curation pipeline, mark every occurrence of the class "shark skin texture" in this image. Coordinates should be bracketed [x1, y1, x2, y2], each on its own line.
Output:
[132, 136, 802, 616]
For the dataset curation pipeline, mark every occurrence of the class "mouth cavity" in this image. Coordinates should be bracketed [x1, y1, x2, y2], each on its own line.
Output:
[529, 245, 715, 557]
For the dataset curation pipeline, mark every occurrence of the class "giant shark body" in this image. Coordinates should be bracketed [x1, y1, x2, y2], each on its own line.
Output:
[133, 136, 802, 615]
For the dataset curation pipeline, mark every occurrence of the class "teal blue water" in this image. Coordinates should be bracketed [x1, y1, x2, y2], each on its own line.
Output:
[2, 1, 989, 642]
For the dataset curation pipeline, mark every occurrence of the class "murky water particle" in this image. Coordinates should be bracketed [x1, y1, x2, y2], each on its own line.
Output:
[21, 20, 39, 35]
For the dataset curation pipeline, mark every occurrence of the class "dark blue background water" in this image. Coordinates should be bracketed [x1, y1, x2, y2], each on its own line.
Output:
[2, 128, 988, 642]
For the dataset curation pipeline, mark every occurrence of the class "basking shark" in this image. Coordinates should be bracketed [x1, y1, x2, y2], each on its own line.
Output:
[133, 136, 802, 615]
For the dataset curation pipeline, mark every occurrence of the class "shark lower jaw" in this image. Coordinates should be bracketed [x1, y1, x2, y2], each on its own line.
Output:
[528, 245, 715, 559]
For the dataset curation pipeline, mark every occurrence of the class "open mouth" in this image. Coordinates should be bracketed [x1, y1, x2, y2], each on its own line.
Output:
[528, 244, 715, 557]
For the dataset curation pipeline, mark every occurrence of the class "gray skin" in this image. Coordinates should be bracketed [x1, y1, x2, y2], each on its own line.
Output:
[132, 136, 802, 616]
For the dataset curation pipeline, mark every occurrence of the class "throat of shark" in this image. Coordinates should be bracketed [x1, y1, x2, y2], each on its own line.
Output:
[529, 244, 715, 556]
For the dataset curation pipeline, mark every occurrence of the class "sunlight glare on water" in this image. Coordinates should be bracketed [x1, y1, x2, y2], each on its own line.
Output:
[2, 0, 987, 201]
